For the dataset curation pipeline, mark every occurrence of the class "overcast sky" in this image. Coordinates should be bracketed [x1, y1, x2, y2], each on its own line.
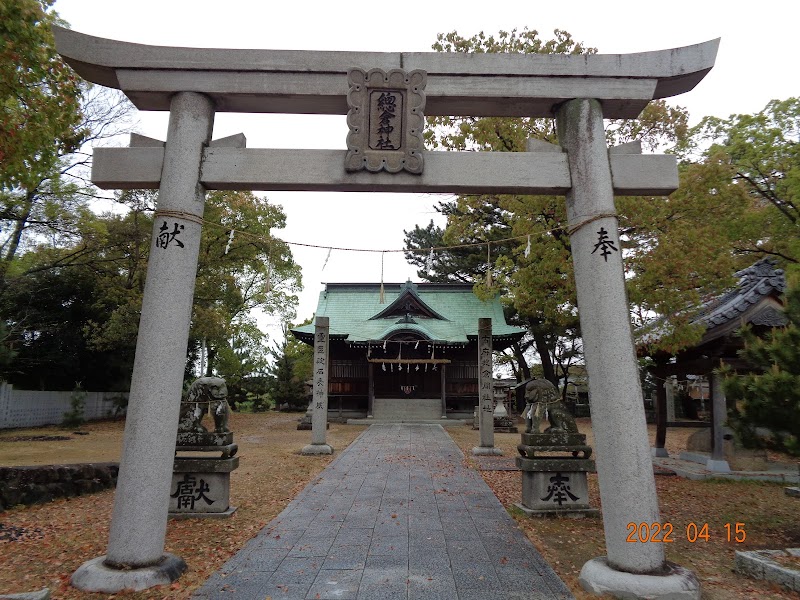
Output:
[52, 0, 798, 343]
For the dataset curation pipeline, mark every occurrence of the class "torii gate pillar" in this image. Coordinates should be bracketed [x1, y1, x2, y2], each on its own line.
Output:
[557, 99, 699, 597]
[71, 92, 215, 591]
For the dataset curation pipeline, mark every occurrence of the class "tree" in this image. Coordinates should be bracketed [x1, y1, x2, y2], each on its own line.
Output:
[191, 190, 302, 380]
[407, 28, 699, 386]
[1, 0, 136, 291]
[0, 4, 300, 389]
[267, 339, 307, 411]
[2, 190, 302, 390]
[722, 282, 800, 456]
[285, 318, 314, 384]
[0, 258, 135, 390]
[404, 29, 595, 386]
[681, 98, 800, 269]
[0, 0, 84, 192]
[0, 322, 15, 370]
[0, 83, 134, 291]
[635, 98, 800, 353]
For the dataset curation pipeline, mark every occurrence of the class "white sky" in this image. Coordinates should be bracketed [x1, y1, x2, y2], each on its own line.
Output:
[52, 0, 799, 344]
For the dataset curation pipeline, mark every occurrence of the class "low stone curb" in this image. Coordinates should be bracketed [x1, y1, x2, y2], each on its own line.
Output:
[0, 588, 50, 599]
[0, 463, 118, 510]
[735, 548, 800, 592]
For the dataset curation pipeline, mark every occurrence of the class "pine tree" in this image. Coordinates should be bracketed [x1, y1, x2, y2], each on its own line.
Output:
[267, 341, 307, 411]
[723, 284, 800, 455]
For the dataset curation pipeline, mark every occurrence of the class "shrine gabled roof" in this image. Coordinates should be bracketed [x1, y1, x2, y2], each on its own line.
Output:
[369, 280, 448, 321]
[291, 282, 525, 348]
[692, 258, 787, 342]
[639, 258, 787, 354]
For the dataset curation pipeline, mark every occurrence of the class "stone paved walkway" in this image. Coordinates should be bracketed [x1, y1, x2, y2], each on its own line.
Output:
[193, 424, 573, 600]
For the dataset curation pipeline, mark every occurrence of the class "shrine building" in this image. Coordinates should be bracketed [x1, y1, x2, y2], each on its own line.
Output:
[291, 281, 525, 422]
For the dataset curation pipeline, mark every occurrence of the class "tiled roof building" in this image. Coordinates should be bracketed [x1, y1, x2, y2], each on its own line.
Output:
[292, 281, 525, 421]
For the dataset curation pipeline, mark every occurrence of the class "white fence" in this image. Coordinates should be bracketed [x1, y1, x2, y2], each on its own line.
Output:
[0, 383, 128, 429]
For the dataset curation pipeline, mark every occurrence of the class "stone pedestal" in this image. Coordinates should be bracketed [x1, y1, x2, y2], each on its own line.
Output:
[580, 558, 701, 599]
[516, 432, 598, 518]
[169, 457, 238, 518]
[493, 415, 518, 433]
[301, 443, 333, 455]
[493, 401, 518, 433]
[170, 432, 238, 518]
[297, 404, 313, 430]
[71, 554, 187, 593]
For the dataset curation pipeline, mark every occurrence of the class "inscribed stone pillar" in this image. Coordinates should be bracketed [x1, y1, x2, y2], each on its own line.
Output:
[72, 92, 214, 591]
[707, 372, 731, 472]
[556, 99, 664, 574]
[302, 317, 333, 455]
[473, 318, 502, 456]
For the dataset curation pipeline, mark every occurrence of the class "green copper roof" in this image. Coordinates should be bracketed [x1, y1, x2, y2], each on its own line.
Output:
[292, 282, 525, 348]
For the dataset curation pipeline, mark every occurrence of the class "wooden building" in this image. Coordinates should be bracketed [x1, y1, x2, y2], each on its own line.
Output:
[291, 281, 525, 421]
[643, 258, 787, 465]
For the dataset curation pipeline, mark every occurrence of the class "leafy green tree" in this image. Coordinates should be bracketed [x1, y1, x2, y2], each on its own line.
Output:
[0, 2, 135, 292]
[62, 382, 87, 428]
[0, 259, 134, 390]
[681, 98, 800, 270]
[0, 83, 134, 291]
[636, 98, 800, 353]
[2, 189, 302, 390]
[0, 322, 15, 371]
[191, 190, 302, 379]
[405, 29, 595, 386]
[407, 28, 699, 385]
[0, 0, 84, 191]
[0, 3, 299, 389]
[722, 282, 800, 455]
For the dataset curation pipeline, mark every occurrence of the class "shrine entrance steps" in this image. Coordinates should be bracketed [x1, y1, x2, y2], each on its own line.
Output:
[347, 418, 469, 427]
[373, 397, 441, 420]
[192, 424, 572, 599]
[347, 397, 469, 427]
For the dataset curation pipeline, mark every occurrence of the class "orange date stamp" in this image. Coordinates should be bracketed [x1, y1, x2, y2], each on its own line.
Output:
[625, 522, 747, 543]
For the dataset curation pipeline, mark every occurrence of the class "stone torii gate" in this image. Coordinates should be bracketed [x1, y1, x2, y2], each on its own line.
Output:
[54, 27, 718, 598]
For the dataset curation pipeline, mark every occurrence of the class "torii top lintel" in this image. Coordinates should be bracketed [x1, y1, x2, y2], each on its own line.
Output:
[53, 26, 719, 120]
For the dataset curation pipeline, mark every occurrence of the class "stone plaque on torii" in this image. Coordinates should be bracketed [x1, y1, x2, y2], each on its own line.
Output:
[55, 26, 718, 599]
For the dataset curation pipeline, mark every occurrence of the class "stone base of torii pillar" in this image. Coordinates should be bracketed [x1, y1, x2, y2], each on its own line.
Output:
[71, 555, 187, 594]
[580, 559, 701, 599]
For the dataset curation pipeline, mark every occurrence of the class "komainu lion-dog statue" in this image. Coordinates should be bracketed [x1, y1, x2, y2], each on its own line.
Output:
[178, 376, 231, 434]
[523, 378, 578, 434]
